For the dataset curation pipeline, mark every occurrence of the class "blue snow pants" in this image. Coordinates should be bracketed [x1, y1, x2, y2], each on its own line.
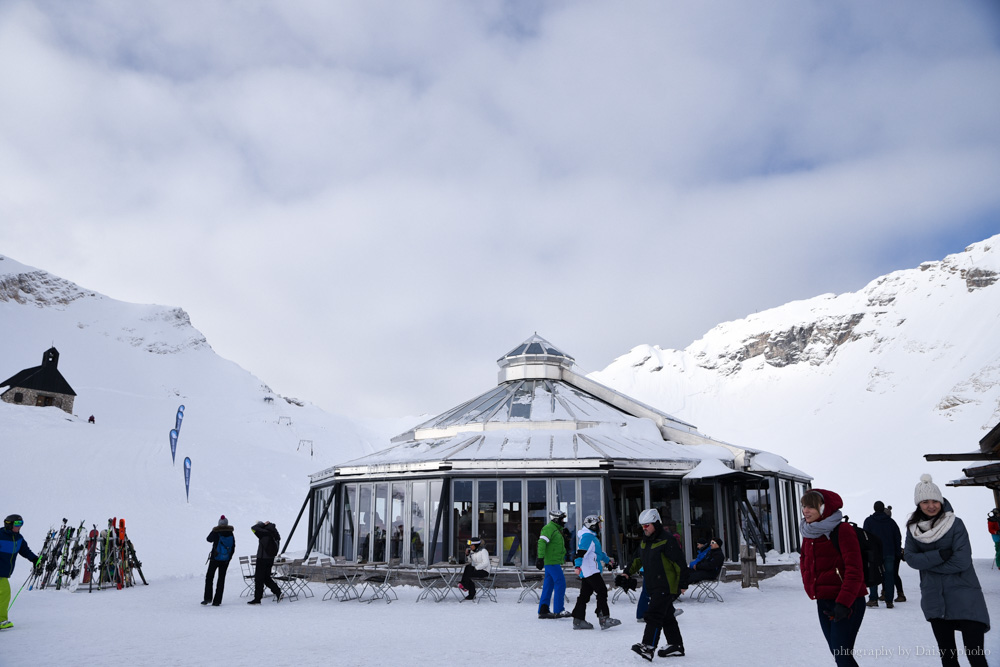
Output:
[539, 564, 566, 614]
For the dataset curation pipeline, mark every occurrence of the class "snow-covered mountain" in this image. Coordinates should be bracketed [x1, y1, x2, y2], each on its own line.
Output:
[0, 255, 405, 578]
[592, 234, 1000, 556]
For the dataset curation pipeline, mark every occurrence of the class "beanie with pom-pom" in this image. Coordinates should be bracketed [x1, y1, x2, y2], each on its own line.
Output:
[913, 474, 943, 506]
[218, 515, 229, 527]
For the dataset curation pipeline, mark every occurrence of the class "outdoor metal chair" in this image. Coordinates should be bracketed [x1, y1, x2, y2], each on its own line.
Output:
[515, 563, 543, 604]
[360, 558, 400, 604]
[272, 558, 301, 602]
[238, 555, 255, 598]
[414, 559, 444, 602]
[689, 566, 725, 603]
[471, 557, 500, 604]
[322, 556, 350, 601]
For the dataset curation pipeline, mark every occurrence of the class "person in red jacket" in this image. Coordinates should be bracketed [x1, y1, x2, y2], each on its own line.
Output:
[799, 489, 868, 667]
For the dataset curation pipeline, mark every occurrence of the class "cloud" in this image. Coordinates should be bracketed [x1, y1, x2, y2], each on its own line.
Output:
[1, 0, 999, 417]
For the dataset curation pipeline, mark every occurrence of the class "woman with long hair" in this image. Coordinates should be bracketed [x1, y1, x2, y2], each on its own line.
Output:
[904, 474, 990, 667]
[799, 489, 868, 666]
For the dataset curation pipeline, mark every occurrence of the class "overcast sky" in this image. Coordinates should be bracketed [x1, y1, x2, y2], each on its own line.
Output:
[2, 1, 999, 419]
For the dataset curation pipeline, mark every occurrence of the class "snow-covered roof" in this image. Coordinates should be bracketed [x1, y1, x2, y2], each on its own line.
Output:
[312, 335, 811, 483]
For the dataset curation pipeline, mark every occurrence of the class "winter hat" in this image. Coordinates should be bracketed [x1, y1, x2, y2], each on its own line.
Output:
[873, 501, 885, 513]
[914, 474, 944, 505]
[711, 537, 724, 548]
[218, 515, 228, 527]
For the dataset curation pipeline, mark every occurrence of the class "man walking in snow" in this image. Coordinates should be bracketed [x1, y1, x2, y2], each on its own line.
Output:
[570, 515, 620, 630]
[863, 501, 901, 608]
[248, 520, 282, 604]
[203, 515, 235, 606]
[1, 514, 39, 629]
[626, 508, 687, 660]
[536, 509, 571, 619]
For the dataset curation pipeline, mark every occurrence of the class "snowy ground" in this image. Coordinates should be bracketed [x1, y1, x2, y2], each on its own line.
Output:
[7, 560, 999, 666]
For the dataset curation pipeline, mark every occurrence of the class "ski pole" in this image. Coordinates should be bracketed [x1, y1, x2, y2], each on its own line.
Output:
[7, 568, 34, 612]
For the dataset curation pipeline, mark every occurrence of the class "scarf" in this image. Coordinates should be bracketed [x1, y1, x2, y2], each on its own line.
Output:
[908, 511, 955, 544]
[800, 509, 843, 540]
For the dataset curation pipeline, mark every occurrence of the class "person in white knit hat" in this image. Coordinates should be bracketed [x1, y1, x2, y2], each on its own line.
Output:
[904, 474, 990, 667]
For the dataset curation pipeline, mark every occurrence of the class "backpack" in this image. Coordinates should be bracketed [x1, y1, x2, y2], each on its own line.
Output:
[214, 534, 235, 562]
[830, 520, 884, 588]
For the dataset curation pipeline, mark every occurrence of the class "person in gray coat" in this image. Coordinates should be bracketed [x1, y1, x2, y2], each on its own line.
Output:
[904, 474, 990, 667]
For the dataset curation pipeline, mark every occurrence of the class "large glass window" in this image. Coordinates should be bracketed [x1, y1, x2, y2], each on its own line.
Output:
[312, 487, 334, 556]
[612, 480, 645, 562]
[410, 481, 427, 564]
[390, 483, 405, 560]
[340, 485, 356, 560]
[429, 480, 444, 563]
[689, 482, 716, 549]
[556, 479, 577, 551]
[478, 480, 498, 556]
[501, 480, 523, 565]
[650, 479, 682, 548]
[453, 480, 473, 562]
[746, 484, 774, 552]
[527, 480, 549, 562]
[373, 483, 388, 561]
[357, 484, 372, 562]
[580, 479, 602, 520]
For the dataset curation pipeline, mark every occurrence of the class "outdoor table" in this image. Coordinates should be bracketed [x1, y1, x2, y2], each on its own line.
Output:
[429, 562, 465, 602]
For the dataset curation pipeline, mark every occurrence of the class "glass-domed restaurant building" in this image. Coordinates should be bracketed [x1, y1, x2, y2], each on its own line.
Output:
[304, 335, 812, 566]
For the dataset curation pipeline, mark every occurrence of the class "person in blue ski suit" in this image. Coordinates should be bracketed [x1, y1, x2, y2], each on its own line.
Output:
[570, 515, 620, 630]
[203, 515, 235, 606]
[1, 514, 38, 630]
[536, 509, 571, 619]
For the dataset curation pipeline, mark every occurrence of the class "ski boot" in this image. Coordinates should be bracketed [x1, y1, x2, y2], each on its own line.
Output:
[573, 618, 594, 630]
[631, 643, 654, 661]
[598, 614, 622, 630]
[538, 604, 556, 619]
[658, 644, 685, 658]
[555, 610, 573, 618]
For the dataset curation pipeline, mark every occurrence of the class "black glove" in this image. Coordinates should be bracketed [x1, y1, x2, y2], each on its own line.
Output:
[938, 548, 953, 562]
[535, 558, 545, 570]
[830, 603, 850, 622]
[607, 558, 617, 570]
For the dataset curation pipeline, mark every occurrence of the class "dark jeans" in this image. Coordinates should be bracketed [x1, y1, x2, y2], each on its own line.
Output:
[929, 619, 989, 667]
[572, 573, 609, 621]
[204, 559, 230, 604]
[636, 581, 648, 620]
[869, 552, 896, 603]
[816, 597, 867, 667]
[642, 588, 682, 649]
[460, 565, 487, 596]
[253, 557, 281, 601]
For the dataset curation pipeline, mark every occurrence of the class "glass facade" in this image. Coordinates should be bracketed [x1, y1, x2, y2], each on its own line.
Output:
[317, 473, 805, 565]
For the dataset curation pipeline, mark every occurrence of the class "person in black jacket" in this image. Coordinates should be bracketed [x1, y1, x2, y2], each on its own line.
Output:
[625, 508, 689, 661]
[686, 537, 724, 583]
[203, 515, 235, 606]
[862, 501, 901, 609]
[248, 520, 282, 604]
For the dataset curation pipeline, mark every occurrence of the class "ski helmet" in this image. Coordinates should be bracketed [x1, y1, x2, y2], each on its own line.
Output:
[548, 509, 567, 523]
[637, 508, 661, 525]
[4, 514, 23, 529]
[583, 514, 602, 530]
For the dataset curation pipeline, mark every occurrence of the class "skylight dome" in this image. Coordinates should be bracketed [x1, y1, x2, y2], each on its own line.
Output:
[497, 334, 574, 370]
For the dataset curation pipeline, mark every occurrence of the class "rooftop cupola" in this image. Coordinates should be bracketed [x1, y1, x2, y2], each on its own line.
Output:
[42, 347, 59, 367]
[497, 334, 574, 383]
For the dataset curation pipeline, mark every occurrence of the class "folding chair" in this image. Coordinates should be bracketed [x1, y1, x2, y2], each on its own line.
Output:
[239, 556, 255, 598]
[322, 557, 349, 602]
[472, 557, 500, 604]
[415, 559, 444, 603]
[690, 566, 725, 603]
[515, 563, 543, 604]
[611, 579, 637, 604]
[272, 559, 300, 602]
[360, 558, 400, 604]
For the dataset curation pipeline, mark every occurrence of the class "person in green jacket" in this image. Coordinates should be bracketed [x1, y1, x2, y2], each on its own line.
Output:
[536, 510, 572, 619]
